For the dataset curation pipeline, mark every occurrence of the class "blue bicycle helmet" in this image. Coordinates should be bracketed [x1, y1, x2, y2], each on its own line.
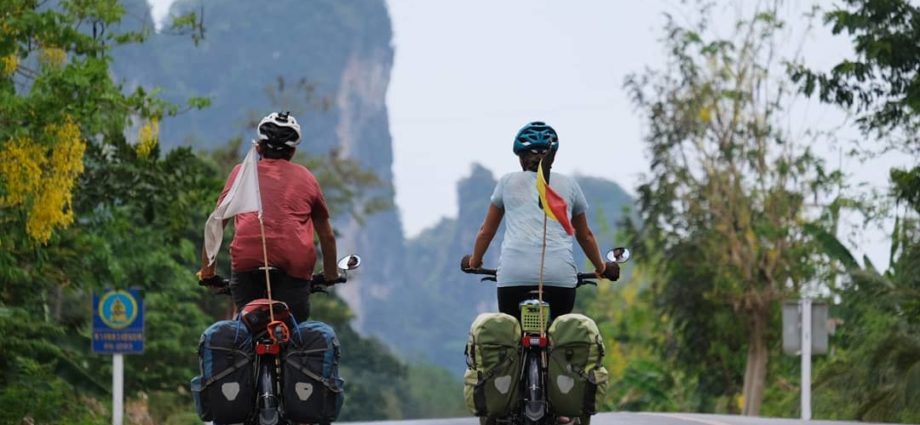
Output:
[513, 121, 559, 155]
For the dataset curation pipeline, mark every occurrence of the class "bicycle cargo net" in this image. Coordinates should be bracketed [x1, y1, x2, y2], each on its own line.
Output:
[519, 299, 550, 333]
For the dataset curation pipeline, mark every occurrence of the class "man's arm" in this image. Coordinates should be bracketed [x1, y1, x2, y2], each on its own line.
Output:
[468, 204, 504, 269]
[314, 217, 339, 281]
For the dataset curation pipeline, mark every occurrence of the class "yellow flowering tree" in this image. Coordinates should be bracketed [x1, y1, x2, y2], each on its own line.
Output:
[0, 118, 85, 242]
[0, 1, 214, 422]
[0, 0, 145, 244]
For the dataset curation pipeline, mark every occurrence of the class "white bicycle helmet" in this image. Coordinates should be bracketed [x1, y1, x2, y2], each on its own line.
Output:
[257, 111, 301, 150]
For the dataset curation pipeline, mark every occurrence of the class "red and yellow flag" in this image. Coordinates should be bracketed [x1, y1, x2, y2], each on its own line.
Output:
[536, 159, 574, 235]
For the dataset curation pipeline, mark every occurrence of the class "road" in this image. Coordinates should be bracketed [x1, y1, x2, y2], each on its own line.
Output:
[344, 412, 900, 425]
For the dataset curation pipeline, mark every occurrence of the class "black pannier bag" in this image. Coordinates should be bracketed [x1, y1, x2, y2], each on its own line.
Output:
[191, 319, 256, 423]
[281, 320, 345, 423]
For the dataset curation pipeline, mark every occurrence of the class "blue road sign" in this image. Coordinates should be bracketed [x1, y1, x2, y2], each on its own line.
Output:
[92, 289, 144, 354]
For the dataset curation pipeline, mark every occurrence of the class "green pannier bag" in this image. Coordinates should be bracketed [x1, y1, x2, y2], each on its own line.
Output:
[547, 314, 608, 417]
[463, 312, 523, 417]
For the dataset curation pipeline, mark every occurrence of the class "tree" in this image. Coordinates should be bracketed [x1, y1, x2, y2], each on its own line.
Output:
[624, 4, 838, 415]
[807, 215, 920, 421]
[0, 1, 215, 422]
[790, 3, 920, 420]
[791, 0, 920, 154]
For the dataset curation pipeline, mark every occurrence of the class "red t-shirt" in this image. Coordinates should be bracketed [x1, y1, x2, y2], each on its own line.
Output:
[218, 158, 330, 280]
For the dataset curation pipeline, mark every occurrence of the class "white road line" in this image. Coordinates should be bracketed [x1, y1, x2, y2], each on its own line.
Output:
[640, 412, 736, 425]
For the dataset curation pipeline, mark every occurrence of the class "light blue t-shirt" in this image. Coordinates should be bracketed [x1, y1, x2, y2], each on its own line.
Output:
[491, 171, 588, 288]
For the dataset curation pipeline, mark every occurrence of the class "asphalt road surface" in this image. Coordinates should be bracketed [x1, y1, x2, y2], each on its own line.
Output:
[344, 412, 901, 425]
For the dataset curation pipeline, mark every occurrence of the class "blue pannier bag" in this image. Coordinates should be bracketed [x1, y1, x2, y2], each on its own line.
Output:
[281, 320, 345, 423]
[191, 320, 255, 423]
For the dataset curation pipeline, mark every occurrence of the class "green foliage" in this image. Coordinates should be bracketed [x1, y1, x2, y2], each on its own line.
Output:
[791, 3, 920, 418]
[809, 218, 920, 421]
[579, 270, 682, 412]
[404, 363, 468, 418]
[0, 356, 103, 425]
[0, 128, 219, 421]
[163, 7, 205, 46]
[0, 304, 111, 423]
[790, 0, 920, 153]
[891, 166, 920, 213]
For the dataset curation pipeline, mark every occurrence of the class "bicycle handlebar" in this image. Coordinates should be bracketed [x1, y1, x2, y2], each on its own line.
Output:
[198, 277, 231, 295]
[308, 274, 347, 293]
[199, 273, 348, 295]
[461, 267, 497, 276]
[461, 267, 599, 287]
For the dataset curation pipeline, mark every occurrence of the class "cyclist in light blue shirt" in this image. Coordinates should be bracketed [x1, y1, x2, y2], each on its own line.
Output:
[463, 121, 619, 318]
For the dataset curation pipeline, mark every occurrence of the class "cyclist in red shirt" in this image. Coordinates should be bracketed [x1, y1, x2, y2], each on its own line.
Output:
[197, 112, 338, 321]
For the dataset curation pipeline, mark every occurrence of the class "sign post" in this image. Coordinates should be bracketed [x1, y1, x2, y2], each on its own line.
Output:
[782, 299, 828, 421]
[92, 289, 144, 425]
[801, 298, 812, 420]
[113, 353, 124, 425]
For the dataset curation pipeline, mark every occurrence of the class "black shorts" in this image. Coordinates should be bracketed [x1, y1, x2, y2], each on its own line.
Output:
[230, 269, 312, 322]
[497, 285, 576, 320]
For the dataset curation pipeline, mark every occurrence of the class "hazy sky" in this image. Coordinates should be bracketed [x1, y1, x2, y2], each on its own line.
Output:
[146, 0, 908, 268]
[385, 0, 659, 234]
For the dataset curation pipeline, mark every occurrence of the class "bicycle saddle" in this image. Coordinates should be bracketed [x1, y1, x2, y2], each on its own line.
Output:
[240, 298, 292, 334]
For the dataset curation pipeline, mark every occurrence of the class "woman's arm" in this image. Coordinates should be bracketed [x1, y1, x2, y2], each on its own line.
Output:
[572, 212, 606, 275]
[468, 204, 505, 269]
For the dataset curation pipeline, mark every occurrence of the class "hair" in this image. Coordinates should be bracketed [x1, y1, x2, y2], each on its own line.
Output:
[518, 150, 554, 173]
[258, 142, 295, 160]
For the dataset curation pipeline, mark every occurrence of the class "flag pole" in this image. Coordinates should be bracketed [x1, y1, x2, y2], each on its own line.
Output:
[258, 217, 275, 322]
[537, 157, 549, 336]
[538, 213, 548, 336]
[253, 143, 274, 323]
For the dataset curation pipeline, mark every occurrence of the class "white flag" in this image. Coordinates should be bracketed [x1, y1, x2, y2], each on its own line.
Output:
[204, 144, 262, 265]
